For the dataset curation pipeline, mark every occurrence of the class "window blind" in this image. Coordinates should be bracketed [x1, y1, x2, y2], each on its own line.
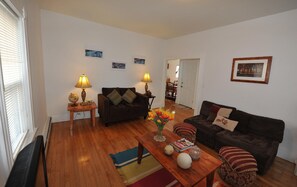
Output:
[0, 1, 29, 153]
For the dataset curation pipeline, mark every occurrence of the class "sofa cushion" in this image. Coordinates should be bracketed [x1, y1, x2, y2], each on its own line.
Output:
[107, 89, 122, 105]
[215, 130, 280, 174]
[122, 89, 137, 103]
[216, 131, 279, 154]
[207, 104, 221, 121]
[118, 87, 136, 95]
[125, 103, 145, 111]
[185, 117, 222, 135]
[102, 87, 119, 96]
[248, 115, 285, 142]
[200, 101, 215, 117]
[102, 87, 137, 96]
[213, 115, 238, 132]
[184, 115, 224, 148]
[200, 100, 236, 118]
[229, 110, 251, 133]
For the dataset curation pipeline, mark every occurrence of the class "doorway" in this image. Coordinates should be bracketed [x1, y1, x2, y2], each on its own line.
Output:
[165, 59, 199, 109]
[165, 59, 179, 101]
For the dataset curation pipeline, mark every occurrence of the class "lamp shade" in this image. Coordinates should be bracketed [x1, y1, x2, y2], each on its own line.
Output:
[75, 74, 92, 88]
[142, 73, 152, 83]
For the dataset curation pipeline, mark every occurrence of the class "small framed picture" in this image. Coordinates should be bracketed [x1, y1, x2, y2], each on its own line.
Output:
[112, 62, 126, 69]
[134, 58, 145, 65]
[85, 49, 103, 58]
[231, 56, 272, 84]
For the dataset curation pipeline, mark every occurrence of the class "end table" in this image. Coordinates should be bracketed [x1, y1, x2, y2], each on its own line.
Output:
[147, 95, 155, 110]
[67, 102, 97, 131]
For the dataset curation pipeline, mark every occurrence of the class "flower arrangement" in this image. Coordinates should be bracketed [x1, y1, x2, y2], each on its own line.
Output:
[148, 108, 174, 126]
[148, 108, 174, 142]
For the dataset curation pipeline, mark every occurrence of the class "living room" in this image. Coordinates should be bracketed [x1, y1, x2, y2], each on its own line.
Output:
[1, 0, 297, 186]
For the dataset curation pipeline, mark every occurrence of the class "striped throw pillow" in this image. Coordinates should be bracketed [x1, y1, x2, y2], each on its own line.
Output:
[219, 146, 258, 173]
[173, 123, 197, 142]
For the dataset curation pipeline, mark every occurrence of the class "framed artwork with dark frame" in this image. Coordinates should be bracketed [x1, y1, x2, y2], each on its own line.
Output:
[231, 56, 272, 84]
[134, 58, 145, 65]
[112, 62, 126, 69]
[85, 49, 103, 58]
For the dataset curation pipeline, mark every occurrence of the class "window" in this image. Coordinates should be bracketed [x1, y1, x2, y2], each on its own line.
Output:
[0, 1, 33, 156]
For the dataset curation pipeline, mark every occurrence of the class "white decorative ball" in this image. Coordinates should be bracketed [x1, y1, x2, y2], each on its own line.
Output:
[177, 153, 192, 169]
[164, 145, 174, 155]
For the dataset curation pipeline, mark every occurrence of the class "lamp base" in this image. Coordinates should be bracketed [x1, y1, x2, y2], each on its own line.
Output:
[81, 89, 86, 103]
[145, 83, 148, 93]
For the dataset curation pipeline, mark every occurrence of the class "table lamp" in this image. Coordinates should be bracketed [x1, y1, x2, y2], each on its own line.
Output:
[141, 73, 152, 96]
[75, 74, 92, 103]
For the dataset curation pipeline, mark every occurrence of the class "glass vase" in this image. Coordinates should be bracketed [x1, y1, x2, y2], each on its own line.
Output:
[154, 124, 166, 142]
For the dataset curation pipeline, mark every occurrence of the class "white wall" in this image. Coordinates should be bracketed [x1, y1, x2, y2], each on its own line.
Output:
[40, 10, 165, 122]
[165, 9, 297, 162]
[24, 0, 48, 135]
[167, 59, 179, 82]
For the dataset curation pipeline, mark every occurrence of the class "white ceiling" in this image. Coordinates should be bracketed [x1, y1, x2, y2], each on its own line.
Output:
[39, 0, 297, 39]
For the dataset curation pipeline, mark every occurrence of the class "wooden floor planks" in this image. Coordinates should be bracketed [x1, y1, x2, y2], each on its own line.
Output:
[46, 99, 297, 187]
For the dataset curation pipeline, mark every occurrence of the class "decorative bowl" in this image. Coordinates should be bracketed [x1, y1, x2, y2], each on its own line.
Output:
[189, 146, 201, 160]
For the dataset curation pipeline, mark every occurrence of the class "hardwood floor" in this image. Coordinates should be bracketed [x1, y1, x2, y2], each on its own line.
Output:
[47, 99, 297, 187]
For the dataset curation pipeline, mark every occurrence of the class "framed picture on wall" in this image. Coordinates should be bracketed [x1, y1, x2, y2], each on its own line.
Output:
[85, 49, 103, 58]
[112, 62, 126, 69]
[231, 56, 272, 84]
[134, 57, 145, 65]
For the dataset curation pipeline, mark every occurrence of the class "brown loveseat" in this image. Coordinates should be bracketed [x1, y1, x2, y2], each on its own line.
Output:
[184, 100, 285, 175]
[98, 87, 149, 126]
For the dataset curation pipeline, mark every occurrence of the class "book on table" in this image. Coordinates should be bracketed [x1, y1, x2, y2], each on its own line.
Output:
[170, 138, 194, 152]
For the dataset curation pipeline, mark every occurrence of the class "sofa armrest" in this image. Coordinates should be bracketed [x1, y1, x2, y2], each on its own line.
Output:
[97, 94, 110, 121]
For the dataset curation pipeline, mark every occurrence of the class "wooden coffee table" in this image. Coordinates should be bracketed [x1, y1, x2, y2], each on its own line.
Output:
[136, 129, 222, 187]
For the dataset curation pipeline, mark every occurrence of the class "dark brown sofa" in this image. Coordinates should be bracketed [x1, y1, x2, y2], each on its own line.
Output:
[98, 87, 149, 126]
[184, 100, 285, 175]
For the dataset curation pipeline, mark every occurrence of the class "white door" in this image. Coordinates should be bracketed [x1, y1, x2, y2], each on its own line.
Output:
[176, 59, 199, 108]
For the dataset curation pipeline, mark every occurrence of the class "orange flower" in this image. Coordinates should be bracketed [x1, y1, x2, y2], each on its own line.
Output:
[161, 113, 168, 119]
[155, 110, 162, 116]
[147, 108, 175, 127]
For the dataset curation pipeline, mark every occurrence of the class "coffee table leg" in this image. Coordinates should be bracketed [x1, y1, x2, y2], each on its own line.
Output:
[206, 171, 215, 187]
[137, 142, 144, 164]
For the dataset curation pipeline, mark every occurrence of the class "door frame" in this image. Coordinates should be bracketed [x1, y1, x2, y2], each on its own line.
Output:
[164, 58, 200, 112]
[175, 59, 199, 109]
